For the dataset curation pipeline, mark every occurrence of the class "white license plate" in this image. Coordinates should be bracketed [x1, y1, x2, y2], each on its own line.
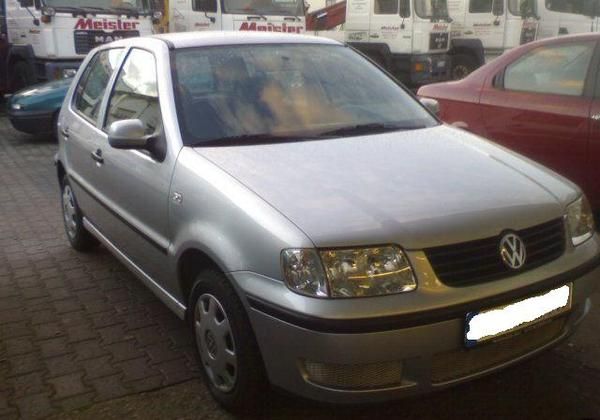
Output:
[465, 284, 572, 348]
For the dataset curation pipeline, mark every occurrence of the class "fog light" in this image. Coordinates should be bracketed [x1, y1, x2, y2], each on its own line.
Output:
[302, 359, 403, 390]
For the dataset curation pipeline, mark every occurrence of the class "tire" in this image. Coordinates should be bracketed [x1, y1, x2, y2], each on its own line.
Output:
[9, 61, 35, 93]
[189, 269, 269, 412]
[60, 176, 99, 252]
[451, 54, 478, 80]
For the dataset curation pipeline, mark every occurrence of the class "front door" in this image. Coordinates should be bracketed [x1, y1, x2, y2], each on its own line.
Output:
[464, 0, 506, 58]
[479, 39, 597, 194]
[96, 47, 173, 282]
[588, 69, 600, 210]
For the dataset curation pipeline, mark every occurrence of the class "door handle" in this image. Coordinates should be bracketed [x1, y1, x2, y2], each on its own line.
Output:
[91, 149, 104, 164]
[60, 127, 69, 139]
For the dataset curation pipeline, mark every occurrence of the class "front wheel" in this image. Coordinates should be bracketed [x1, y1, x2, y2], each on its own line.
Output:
[190, 270, 268, 412]
[451, 54, 478, 80]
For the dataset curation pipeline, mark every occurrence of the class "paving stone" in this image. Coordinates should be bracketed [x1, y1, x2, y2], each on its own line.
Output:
[48, 372, 89, 399]
[115, 357, 159, 382]
[10, 372, 48, 397]
[90, 374, 130, 402]
[81, 356, 119, 380]
[44, 354, 80, 378]
[39, 337, 70, 359]
[8, 353, 44, 377]
[105, 340, 141, 362]
[14, 392, 55, 419]
[73, 340, 109, 361]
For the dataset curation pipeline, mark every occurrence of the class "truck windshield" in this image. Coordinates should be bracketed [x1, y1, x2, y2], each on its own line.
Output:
[43, 0, 151, 14]
[173, 44, 437, 146]
[223, 0, 304, 16]
[509, 0, 537, 16]
[414, 0, 449, 19]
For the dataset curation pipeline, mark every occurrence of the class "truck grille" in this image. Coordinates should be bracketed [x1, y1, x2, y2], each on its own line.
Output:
[425, 218, 566, 287]
[74, 30, 140, 55]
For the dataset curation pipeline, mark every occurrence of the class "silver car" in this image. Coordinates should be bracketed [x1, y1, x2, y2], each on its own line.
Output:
[56, 32, 600, 409]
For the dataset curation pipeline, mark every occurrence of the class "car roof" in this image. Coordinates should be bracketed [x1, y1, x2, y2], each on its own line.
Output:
[151, 31, 343, 49]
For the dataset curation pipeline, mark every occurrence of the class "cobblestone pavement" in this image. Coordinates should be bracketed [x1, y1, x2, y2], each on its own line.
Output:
[0, 118, 200, 419]
[1, 115, 600, 419]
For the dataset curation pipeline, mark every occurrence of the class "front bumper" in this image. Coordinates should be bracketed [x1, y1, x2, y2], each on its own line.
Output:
[232, 237, 600, 404]
[7, 108, 56, 134]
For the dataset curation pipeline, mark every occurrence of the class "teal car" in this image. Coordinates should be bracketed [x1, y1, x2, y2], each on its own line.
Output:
[7, 77, 73, 136]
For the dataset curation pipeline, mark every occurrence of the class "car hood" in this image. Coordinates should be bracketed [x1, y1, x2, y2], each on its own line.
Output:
[195, 125, 578, 249]
[9, 77, 73, 110]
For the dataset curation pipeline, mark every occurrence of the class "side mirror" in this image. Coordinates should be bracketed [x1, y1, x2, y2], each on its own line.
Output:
[420, 97, 440, 117]
[492, 0, 504, 16]
[108, 119, 149, 149]
[399, 0, 410, 18]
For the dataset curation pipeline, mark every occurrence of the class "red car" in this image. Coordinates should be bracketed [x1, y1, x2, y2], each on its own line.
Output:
[418, 33, 600, 212]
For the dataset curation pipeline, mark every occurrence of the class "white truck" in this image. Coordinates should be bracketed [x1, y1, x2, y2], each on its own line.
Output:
[168, 0, 305, 35]
[309, 0, 461, 86]
[0, 0, 157, 93]
[447, 0, 538, 78]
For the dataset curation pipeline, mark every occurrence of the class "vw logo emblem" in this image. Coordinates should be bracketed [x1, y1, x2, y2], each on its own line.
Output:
[499, 233, 527, 270]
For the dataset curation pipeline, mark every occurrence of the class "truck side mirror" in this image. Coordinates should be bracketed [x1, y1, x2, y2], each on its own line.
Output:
[193, 0, 217, 13]
[399, 0, 410, 17]
[492, 0, 504, 16]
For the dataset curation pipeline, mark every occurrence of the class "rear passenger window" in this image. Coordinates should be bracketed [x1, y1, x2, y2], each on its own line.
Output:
[503, 42, 595, 96]
[105, 49, 161, 135]
[73, 49, 124, 122]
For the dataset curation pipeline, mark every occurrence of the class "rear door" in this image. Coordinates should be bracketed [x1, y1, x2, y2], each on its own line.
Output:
[63, 48, 125, 229]
[479, 39, 597, 193]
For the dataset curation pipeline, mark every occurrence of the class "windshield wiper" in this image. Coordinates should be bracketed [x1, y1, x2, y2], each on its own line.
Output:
[268, 9, 302, 21]
[242, 9, 268, 20]
[317, 123, 425, 137]
[195, 133, 315, 146]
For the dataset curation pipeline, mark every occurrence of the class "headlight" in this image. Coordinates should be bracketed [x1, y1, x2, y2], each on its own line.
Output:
[11, 103, 23, 111]
[566, 196, 595, 246]
[62, 69, 77, 79]
[281, 246, 416, 298]
[281, 249, 329, 297]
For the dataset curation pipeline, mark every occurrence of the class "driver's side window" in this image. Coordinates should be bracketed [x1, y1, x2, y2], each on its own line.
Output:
[104, 48, 161, 135]
[503, 41, 596, 96]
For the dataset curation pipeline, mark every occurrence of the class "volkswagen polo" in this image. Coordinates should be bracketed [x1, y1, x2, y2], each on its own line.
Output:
[55, 32, 600, 410]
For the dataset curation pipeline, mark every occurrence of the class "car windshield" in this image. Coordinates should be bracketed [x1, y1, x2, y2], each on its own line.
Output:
[414, 0, 449, 19]
[223, 0, 304, 16]
[509, 0, 537, 16]
[43, 0, 152, 14]
[173, 44, 437, 146]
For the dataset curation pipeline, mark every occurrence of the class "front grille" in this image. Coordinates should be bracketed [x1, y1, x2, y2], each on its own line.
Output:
[302, 359, 403, 390]
[425, 218, 566, 287]
[431, 316, 566, 384]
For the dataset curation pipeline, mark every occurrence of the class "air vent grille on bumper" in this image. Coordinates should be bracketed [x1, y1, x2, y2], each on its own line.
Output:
[302, 360, 403, 390]
[431, 317, 566, 384]
[425, 218, 566, 287]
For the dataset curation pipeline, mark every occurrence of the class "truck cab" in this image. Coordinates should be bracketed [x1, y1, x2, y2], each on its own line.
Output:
[3, 0, 156, 92]
[536, 0, 600, 39]
[342, 0, 452, 86]
[168, 0, 305, 34]
[448, 0, 538, 79]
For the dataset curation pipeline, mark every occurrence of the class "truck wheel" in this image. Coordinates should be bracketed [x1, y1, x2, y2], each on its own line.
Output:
[190, 269, 268, 412]
[60, 176, 99, 252]
[451, 54, 477, 80]
[9, 61, 35, 93]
